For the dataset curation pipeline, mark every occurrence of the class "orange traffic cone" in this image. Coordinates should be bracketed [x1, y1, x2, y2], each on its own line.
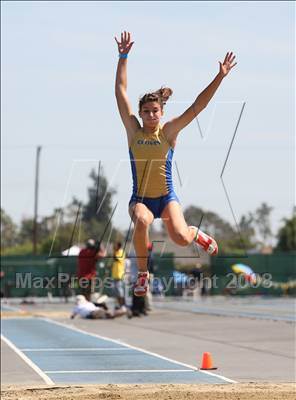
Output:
[200, 352, 217, 370]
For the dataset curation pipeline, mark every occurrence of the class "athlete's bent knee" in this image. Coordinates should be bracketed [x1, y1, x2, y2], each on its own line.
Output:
[134, 213, 151, 229]
[131, 204, 153, 228]
[171, 230, 191, 246]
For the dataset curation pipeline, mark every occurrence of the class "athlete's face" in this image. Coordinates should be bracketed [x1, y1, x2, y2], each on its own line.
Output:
[139, 101, 163, 128]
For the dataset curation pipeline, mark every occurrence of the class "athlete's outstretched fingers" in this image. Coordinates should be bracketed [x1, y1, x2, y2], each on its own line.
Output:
[230, 54, 236, 64]
[115, 31, 134, 54]
[223, 52, 229, 64]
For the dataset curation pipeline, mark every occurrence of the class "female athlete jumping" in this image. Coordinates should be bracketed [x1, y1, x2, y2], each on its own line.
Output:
[114, 31, 237, 296]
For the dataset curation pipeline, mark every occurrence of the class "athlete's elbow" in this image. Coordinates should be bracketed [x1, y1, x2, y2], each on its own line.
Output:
[198, 101, 208, 111]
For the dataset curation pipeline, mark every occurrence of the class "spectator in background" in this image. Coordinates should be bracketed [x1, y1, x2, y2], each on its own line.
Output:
[77, 239, 106, 301]
[110, 242, 126, 309]
[124, 250, 145, 318]
[124, 257, 132, 306]
[70, 295, 126, 319]
[189, 263, 210, 296]
[123, 247, 151, 318]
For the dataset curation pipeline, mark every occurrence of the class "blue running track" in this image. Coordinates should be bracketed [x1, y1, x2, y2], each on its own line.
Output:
[2, 318, 234, 385]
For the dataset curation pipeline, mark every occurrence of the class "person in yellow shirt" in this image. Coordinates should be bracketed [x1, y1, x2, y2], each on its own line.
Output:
[111, 242, 126, 308]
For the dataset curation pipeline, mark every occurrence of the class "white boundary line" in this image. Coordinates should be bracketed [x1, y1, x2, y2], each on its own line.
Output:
[45, 369, 192, 374]
[21, 347, 132, 352]
[1, 334, 54, 385]
[42, 318, 237, 384]
[1, 304, 21, 312]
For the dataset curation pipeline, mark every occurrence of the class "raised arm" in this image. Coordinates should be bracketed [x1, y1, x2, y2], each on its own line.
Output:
[163, 52, 237, 145]
[115, 31, 141, 145]
[94, 241, 107, 259]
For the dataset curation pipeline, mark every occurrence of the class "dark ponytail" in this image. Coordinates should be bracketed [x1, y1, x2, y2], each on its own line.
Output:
[139, 86, 173, 111]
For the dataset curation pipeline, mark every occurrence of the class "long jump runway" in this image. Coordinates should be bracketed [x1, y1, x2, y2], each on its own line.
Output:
[1, 317, 234, 385]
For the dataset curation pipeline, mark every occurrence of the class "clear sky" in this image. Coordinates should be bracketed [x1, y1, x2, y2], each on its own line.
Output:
[1, 1, 295, 238]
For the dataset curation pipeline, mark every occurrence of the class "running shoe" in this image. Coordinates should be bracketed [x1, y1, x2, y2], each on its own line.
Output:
[190, 226, 218, 255]
[134, 271, 150, 297]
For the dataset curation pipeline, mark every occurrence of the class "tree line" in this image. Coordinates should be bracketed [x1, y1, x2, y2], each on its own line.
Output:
[1, 168, 295, 255]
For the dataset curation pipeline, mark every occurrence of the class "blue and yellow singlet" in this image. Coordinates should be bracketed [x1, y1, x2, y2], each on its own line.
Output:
[129, 125, 174, 198]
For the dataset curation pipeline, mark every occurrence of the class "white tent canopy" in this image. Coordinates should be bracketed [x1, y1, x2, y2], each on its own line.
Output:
[61, 245, 81, 256]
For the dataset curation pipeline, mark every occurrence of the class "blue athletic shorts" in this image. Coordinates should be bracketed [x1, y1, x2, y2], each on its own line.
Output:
[129, 191, 180, 219]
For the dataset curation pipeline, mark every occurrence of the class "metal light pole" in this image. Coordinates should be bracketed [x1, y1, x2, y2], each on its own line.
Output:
[33, 146, 42, 255]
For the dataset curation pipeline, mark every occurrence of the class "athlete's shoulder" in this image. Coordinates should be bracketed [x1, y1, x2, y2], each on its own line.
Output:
[160, 124, 176, 148]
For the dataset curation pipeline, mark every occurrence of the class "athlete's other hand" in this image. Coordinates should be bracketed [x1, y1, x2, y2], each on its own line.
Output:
[115, 31, 134, 55]
[219, 52, 237, 77]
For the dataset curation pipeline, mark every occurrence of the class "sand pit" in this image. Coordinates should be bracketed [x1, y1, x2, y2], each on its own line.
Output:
[1, 383, 296, 400]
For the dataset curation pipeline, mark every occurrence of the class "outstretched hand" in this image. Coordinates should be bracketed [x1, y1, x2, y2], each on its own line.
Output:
[115, 31, 134, 55]
[219, 52, 237, 77]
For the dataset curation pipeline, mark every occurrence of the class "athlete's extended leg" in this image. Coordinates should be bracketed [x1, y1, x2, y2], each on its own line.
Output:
[129, 202, 154, 271]
[129, 202, 154, 296]
[161, 201, 218, 255]
[161, 201, 196, 246]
